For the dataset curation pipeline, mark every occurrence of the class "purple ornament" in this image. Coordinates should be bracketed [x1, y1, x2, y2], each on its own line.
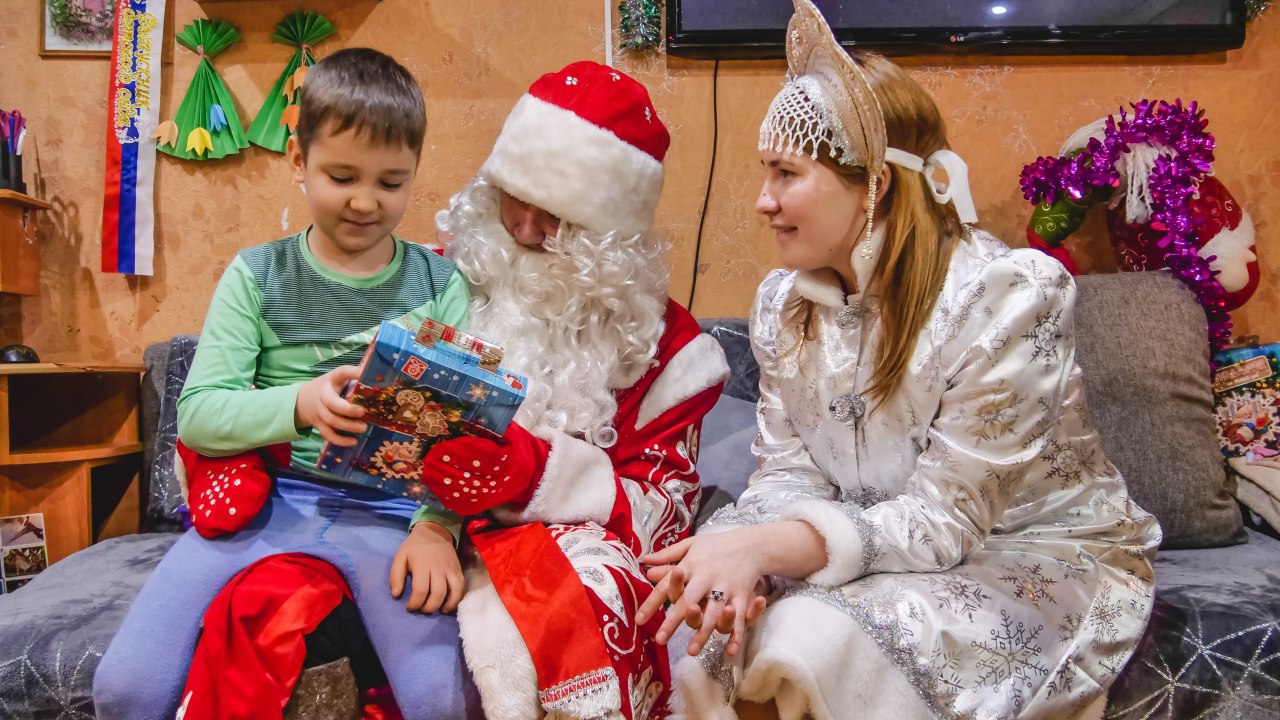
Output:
[1019, 99, 1231, 356]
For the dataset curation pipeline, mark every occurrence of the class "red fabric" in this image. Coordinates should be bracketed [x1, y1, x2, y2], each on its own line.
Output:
[468, 519, 616, 703]
[1025, 228, 1081, 276]
[360, 685, 405, 720]
[178, 554, 351, 720]
[526, 61, 670, 162]
[419, 422, 550, 515]
[1107, 176, 1258, 310]
[178, 440, 292, 539]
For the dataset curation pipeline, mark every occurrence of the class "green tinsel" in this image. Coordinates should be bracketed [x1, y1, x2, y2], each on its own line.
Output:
[1246, 0, 1271, 21]
[160, 19, 249, 161]
[618, 0, 662, 52]
[247, 12, 336, 153]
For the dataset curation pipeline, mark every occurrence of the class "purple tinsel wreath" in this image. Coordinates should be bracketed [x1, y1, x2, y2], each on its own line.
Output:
[1019, 100, 1230, 353]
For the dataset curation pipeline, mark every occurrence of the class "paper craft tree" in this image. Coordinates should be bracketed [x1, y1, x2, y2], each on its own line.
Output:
[247, 12, 336, 153]
[154, 19, 249, 161]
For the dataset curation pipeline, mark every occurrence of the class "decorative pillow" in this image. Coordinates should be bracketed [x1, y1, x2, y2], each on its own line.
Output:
[694, 393, 758, 528]
[142, 334, 200, 531]
[1073, 271, 1245, 548]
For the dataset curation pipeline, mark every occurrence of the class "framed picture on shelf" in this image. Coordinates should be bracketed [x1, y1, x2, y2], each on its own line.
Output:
[39, 0, 115, 58]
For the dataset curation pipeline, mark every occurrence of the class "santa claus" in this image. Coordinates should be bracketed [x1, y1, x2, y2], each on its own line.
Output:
[415, 60, 731, 720]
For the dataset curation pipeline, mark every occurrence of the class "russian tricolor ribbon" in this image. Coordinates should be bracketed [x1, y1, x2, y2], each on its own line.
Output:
[101, 0, 166, 275]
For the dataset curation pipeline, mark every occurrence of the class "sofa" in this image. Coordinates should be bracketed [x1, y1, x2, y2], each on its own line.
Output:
[2, 270, 1278, 719]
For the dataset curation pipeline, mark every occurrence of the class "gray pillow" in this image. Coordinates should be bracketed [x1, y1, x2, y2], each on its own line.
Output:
[1073, 271, 1245, 549]
[695, 394, 758, 528]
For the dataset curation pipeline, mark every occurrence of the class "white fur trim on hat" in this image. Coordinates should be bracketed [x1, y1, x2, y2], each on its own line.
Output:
[635, 334, 730, 431]
[515, 431, 617, 525]
[480, 94, 664, 238]
[779, 499, 866, 587]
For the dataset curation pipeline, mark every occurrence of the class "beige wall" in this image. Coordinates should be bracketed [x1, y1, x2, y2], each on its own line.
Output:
[2, 1, 1277, 363]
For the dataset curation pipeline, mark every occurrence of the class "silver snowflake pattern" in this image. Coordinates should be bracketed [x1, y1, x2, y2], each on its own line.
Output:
[971, 610, 1050, 707]
[1009, 264, 1056, 302]
[978, 321, 1011, 361]
[967, 383, 1024, 443]
[927, 646, 968, 695]
[998, 562, 1059, 608]
[1059, 612, 1085, 643]
[926, 573, 992, 622]
[937, 280, 987, 342]
[1047, 655, 1083, 697]
[985, 464, 1020, 501]
[1021, 309, 1064, 369]
[0, 636, 101, 719]
[1085, 583, 1125, 648]
[1043, 439, 1095, 490]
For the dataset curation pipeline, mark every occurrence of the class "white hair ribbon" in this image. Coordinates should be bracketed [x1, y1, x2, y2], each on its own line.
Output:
[883, 147, 979, 224]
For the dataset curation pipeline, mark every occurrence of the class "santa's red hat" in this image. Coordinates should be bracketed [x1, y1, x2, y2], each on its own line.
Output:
[480, 61, 670, 238]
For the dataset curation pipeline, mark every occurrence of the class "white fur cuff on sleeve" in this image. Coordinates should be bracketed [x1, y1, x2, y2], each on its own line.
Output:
[780, 500, 867, 587]
[518, 432, 617, 525]
[635, 334, 730, 431]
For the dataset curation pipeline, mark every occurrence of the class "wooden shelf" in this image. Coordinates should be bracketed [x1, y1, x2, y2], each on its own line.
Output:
[0, 191, 50, 296]
[0, 190, 52, 210]
[0, 366, 143, 563]
[0, 442, 144, 466]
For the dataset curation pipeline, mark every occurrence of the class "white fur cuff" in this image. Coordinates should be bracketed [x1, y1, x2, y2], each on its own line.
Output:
[779, 500, 866, 587]
[518, 432, 617, 525]
[636, 333, 730, 430]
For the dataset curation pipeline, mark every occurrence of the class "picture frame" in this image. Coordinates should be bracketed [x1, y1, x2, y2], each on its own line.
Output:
[39, 0, 115, 58]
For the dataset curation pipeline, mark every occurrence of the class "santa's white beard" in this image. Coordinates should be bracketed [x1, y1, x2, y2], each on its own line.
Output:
[439, 177, 670, 446]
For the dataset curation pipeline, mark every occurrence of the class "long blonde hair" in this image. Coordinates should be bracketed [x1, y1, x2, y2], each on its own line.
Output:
[795, 53, 963, 407]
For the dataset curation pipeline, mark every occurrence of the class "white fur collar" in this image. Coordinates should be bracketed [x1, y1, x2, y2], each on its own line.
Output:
[792, 226, 885, 308]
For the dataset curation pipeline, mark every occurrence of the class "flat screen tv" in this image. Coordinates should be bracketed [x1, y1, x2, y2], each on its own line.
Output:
[665, 0, 1247, 59]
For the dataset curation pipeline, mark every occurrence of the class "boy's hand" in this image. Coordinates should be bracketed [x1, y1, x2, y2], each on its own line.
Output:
[390, 521, 466, 614]
[295, 365, 366, 446]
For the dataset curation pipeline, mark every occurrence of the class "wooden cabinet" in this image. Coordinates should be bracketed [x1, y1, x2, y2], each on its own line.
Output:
[0, 190, 50, 296]
[0, 365, 144, 563]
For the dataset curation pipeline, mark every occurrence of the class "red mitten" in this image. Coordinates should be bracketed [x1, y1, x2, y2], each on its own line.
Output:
[419, 423, 549, 515]
[177, 440, 292, 539]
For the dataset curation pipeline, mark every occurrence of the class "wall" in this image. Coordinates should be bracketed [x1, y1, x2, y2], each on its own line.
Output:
[0, 0, 1277, 363]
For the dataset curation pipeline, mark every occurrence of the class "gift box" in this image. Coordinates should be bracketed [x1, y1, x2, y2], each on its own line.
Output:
[316, 319, 527, 502]
[1212, 342, 1280, 462]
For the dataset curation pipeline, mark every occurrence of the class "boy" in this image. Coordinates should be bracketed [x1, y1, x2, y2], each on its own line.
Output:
[93, 48, 470, 720]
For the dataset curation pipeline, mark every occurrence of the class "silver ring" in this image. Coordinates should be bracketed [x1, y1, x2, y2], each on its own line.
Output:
[708, 590, 726, 602]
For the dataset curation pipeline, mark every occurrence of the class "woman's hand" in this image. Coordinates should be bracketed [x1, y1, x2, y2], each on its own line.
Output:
[636, 528, 771, 657]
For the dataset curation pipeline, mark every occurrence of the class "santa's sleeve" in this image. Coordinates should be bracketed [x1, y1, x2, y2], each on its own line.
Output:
[506, 319, 730, 555]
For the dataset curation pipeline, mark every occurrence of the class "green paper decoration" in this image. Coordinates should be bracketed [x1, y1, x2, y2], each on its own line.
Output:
[160, 19, 249, 161]
[618, 0, 662, 52]
[248, 12, 336, 153]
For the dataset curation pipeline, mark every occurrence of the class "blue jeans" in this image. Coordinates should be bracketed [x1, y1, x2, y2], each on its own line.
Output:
[93, 475, 481, 719]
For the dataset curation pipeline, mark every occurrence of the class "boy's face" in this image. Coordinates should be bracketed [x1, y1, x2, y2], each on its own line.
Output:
[288, 125, 418, 259]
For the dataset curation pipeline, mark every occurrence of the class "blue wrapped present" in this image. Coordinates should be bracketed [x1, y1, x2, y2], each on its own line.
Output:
[316, 319, 528, 502]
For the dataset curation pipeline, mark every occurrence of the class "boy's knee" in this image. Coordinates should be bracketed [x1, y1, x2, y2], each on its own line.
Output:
[93, 644, 177, 719]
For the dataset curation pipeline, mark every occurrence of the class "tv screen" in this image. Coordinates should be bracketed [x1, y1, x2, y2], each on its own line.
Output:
[666, 0, 1247, 58]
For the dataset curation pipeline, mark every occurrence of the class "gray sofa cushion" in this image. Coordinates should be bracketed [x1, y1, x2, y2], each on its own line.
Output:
[0, 534, 178, 720]
[1074, 272, 1244, 548]
[141, 335, 199, 531]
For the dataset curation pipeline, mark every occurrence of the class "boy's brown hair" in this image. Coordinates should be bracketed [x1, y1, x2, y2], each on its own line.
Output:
[296, 47, 426, 157]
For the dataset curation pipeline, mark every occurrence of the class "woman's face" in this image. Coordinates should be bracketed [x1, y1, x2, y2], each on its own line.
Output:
[755, 149, 867, 277]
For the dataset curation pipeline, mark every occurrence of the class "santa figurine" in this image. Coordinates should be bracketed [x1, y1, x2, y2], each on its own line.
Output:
[1027, 115, 1260, 310]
